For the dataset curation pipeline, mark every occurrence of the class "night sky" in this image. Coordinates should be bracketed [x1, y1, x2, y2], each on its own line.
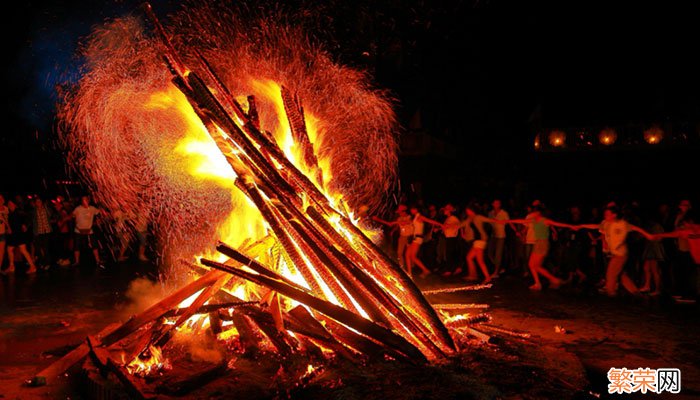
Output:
[3, 1, 699, 210]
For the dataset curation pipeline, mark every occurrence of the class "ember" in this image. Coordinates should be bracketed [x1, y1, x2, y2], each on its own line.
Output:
[33, 2, 496, 396]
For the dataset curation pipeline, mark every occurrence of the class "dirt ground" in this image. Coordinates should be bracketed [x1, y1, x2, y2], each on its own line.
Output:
[1, 263, 697, 399]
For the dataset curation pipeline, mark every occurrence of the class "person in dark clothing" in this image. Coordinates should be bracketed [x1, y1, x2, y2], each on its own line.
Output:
[562, 206, 590, 285]
[5, 199, 37, 274]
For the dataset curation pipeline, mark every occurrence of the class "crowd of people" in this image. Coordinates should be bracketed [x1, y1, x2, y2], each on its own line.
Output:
[370, 198, 699, 303]
[0, 193, 150, 274]
[3, 190, 697, 304]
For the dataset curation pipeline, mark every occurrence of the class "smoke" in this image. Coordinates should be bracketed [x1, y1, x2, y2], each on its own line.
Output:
[119, 277, 167, 317]
[172, 332, 226, 364]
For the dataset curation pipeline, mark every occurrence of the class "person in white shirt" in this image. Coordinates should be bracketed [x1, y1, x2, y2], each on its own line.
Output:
[404, 205, 443, 278]
[72, 195, 104, 267]
[578, 206, 653, 297]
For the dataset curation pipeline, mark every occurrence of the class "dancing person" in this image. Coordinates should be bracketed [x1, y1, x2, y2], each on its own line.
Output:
[439, 204, 462, 276]
[72, 195, 104, 268]
[373, 205, 413, 270]
[521, 200, 542, 277]
[577, 205, 654, 297]
[6, 199, 37, 274]
[504, 204, 577, 290]
[658, 210, 699, 303]
[404, 205, 442, 277]
[460, 206, 497, 283]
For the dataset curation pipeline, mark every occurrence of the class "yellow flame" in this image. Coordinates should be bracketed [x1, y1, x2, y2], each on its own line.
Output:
[145, 78, 380, 343]
[127, 345, 169, 376]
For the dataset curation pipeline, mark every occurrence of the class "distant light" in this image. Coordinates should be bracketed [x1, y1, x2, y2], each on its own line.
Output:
[548, 130, 566, 147]
[643, 125, 664, 144]
[534, 133, 541, 150]
[598, 128, 617, 146]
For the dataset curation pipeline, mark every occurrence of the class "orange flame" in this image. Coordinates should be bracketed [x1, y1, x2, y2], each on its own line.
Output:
[126, 345, 170, 376]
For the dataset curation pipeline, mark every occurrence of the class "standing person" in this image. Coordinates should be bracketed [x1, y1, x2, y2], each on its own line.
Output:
[6, 199, 38, 274]
[373, 205, 413, 270]
[53, 200, 73, 266]
[487, 199, 510, 277]
[404, 205, 442, 278]
[72, 195, 104, 268]
[655, 211, 699, 303]
[521, 200, 542, 277]
[577, 206, 654, 297]
[0, 195, 9, 273]
[505, 204, 576, 290]
[31, 197, 53, 270]
[439, 204, 462, 276]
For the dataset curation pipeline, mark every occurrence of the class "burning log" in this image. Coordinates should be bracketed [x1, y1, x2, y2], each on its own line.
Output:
[464, 327, 491, 343]
[318, 316, 409, 362]
[432, 303, 490, 310]
[208, 311, 223, 335]
[102, 270, 226, 347]
[478, 324, 532, 339]
[281, 86, 324, 186]
[230, 310, 263, 357]
[442, 314, 492, 329]
[161, 301, 259, 318]
[216, 242, 307, 292]
[286, 305, 360, 362]
[142, 272, 231, 354]
[155, 362, 228, 396]
[86, 335, 111, 377]
[238, 302, 298, 357]
[200, 258, 427, 363]
[105, 358, 155, 400]
[305, 206, 456, 355]
[29, 322, 120, 386]
[212, 288, 300, 357]
[422, 284, 493, 295]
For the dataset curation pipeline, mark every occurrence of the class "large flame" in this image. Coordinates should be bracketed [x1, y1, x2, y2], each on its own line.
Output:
[57, 4, 468, 372]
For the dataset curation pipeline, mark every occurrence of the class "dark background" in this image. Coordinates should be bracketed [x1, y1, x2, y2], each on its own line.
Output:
[3, 0, 699, 212]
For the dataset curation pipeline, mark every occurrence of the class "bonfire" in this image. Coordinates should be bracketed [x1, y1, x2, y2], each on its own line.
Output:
[28, 3, 505, 398]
